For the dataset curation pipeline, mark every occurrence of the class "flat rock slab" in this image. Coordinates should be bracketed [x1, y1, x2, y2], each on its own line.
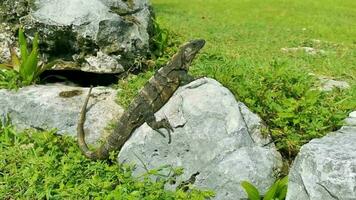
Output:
[0, 0, 153, 73]
[0, 84, 123, 144]
[286, 112, 356, 200]
[318, 76, 350, 92]
[118, 78, 283, 200]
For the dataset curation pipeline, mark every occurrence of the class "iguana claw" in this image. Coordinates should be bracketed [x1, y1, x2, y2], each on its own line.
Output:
[151, 118, 173, 144]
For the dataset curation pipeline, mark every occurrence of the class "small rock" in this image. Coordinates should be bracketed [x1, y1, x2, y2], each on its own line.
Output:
[318, 76, 350, 92]
[118, 78, 283, 199]
[345, 111, 356, 126]
[281, 47, 326, 56]
[82, 51, 125, 73]
[0, 84, 123, 144]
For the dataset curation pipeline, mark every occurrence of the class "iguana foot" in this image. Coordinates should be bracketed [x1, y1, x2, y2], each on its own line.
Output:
[147, 118, 173, 144]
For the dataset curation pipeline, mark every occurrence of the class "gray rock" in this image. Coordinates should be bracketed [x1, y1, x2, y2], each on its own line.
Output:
[318, 76, 350, 92]
[0, 0, 153, 73]
[118, 78, 283, 199]
[308, 73, 350, 92]
[0, 84, 123, 144]
[345, 111, 356, 126]
[286, 111, 356, 200]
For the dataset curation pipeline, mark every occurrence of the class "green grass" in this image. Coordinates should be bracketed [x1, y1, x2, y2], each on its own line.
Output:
[117, 0, 356, 160]
[152, 0, 355, 80]
[0, 124, 214, 199]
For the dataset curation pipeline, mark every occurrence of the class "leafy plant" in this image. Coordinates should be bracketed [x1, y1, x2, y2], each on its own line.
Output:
[150, 19, 169, 58]
[0, 122, 214, 199]
[241, 176, 288, 200]
[0, 28, 54, 88]
[0, 69, 21, 90]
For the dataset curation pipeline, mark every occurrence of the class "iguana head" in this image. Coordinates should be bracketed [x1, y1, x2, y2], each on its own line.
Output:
[180, 39, 205, 69]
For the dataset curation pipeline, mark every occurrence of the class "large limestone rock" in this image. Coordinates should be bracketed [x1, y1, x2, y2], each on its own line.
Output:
[286, 111, 356, 200]
[0, 0, 153, 73]
[0, 84, 123, 144]
[118, 78, 283, 199]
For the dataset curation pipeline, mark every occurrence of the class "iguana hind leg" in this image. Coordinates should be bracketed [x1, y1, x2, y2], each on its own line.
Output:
[147, 115, 173, 144]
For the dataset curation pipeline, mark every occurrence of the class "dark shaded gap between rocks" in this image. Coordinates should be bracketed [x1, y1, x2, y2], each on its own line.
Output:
[39, 70, 122, 87]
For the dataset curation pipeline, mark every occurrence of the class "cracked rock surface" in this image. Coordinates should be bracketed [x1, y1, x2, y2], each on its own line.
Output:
[0, 84, 123, 144]
[118, 78, 283, 199]
[286, 111, 356, 200]
[0, 0, 153, 73]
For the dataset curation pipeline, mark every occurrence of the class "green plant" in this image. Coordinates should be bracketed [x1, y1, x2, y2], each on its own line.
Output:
[0, 28, 54, 88]
[0, 69, 21, 90]
[0, 122, 214, 199]
[150, 19, 169, 58]
[241, 176, 288, 200]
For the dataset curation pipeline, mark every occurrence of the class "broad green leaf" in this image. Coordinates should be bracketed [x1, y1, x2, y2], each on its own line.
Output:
[20, 33, 39, 83]
[277, 186, 288, 200]
[276, 176, 288, 199]
[241, 181, 261, 200]
[18, 28, 28, 62]
[263, 180, 279, 200]
[21, 46, 39, 83]
[278, 176, 288, 188]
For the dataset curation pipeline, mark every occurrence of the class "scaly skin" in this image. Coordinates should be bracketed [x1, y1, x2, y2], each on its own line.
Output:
[77, 39, 206, 160]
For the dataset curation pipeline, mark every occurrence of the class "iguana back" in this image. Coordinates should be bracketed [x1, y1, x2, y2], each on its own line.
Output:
[77, 39, 206, 160]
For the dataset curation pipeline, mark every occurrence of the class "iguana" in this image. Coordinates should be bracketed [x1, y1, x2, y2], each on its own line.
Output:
[77, 39, 206, 160]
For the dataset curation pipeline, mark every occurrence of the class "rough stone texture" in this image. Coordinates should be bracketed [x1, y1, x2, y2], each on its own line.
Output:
[0, 23, 14, 63]
[118, 78, 283, 200]
[286, 111, 356, 200]
[0, 84, 123, 144]
[308, 73, 350, 92]
[318, 76, 350, 92]
[0, 0, 153, 73]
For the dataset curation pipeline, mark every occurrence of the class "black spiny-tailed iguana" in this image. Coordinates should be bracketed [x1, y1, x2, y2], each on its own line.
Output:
[77, 39, 206, 160]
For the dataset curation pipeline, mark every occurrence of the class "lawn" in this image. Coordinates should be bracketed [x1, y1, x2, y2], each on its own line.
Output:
[152, 0, 356, 79]
[145, 0, 356, 159]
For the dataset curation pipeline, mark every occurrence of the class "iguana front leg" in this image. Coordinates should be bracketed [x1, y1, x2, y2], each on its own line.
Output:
[180, 74, 195, 85]
[146, 114, 173, 144]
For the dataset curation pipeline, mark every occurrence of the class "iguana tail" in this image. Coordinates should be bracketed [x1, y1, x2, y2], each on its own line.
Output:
[77, 87, 103, 159]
